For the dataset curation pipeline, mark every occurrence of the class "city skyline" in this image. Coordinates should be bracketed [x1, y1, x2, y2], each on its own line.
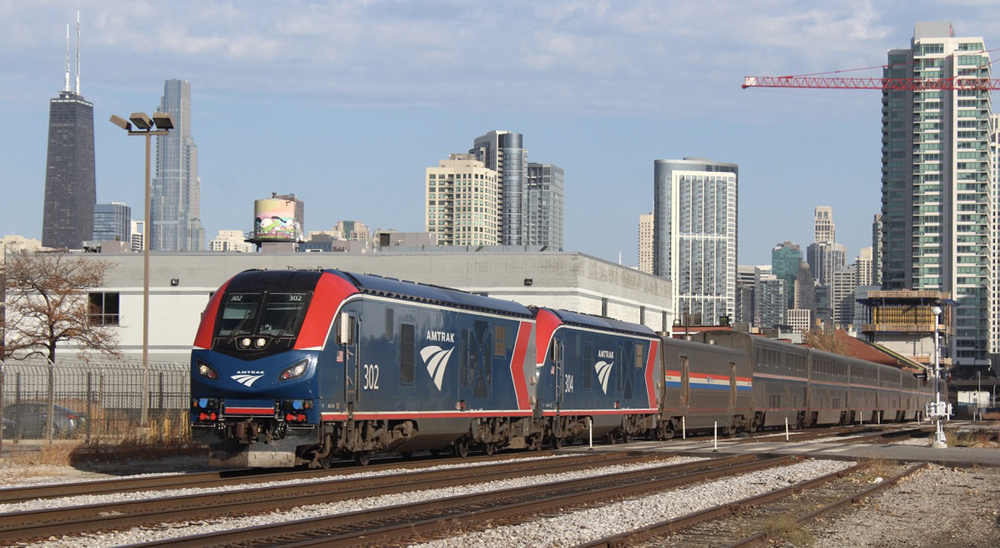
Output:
[5, 3, 1000, 265]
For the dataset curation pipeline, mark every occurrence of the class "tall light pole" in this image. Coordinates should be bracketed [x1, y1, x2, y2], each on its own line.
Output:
[110, 112, 173, 428]
[931, 305, 947, 448]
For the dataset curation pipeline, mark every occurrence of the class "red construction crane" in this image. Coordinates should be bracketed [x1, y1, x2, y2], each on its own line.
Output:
[743, 51, 1000, 90]
[742, 75, 1000, 90]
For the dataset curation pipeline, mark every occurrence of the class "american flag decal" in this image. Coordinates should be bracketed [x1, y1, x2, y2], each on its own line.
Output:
[337, 350, 344, 363]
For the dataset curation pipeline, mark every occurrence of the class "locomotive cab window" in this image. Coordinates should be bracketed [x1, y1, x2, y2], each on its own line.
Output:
[218, 293, 260, 337]
[258, 293, 311, 337]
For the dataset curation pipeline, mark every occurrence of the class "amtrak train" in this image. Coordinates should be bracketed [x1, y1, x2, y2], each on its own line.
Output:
[189, 269, 933, 467]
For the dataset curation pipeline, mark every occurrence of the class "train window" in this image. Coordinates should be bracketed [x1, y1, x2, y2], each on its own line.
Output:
[460, 328, 470, 389]
[400, 323, 415, 385]
[583, 344, 593, 391]
[494, 325, 506, 357]
[218, 293, 260, 336]
[258, 293, 311, 337]
[635, 343, 644, 369]
[385, 308, 394, 339]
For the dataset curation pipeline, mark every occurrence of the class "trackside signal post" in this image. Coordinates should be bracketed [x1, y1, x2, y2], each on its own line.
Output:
[929, 306, 950, 448]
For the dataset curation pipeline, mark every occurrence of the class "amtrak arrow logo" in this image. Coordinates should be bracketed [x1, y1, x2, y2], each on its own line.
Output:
[420, 345, 454, 391]
[231, 374, 265, 387]
[595, 360, 614, 395]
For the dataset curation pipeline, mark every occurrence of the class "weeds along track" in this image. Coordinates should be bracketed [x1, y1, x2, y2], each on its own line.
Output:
[0, 450, 558, 504]
[0, 450, 672, 545]
[579, 460, 927, 548]
[126, 454, 796, 548]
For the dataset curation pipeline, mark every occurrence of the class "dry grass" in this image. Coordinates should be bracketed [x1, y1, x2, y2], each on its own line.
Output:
[856, 457, 896, 484]
[762, 515, 814, 546]
[953, 429, 1000, 448]
[68, 418, 205, 465]
[4, 441, 82, 468]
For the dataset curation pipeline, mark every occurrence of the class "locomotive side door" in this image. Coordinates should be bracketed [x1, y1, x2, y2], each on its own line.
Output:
[338, 312, 360, 405]
[553, 339, 565, 408]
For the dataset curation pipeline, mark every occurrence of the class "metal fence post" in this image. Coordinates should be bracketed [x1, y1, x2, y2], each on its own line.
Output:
[46, 360, 54, 443]
[0, 360, 5, 455]
[86, 371, 92, 443]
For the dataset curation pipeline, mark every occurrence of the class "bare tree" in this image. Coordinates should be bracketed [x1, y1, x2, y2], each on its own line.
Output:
[802, 327, 854, 357]
[2, 253, 120, 362]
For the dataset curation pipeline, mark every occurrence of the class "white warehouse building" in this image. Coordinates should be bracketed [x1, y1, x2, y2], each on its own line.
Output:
[30, 250, 674, 364]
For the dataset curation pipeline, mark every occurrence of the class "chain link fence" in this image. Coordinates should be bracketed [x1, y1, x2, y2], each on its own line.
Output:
[0, 358, 189, 450]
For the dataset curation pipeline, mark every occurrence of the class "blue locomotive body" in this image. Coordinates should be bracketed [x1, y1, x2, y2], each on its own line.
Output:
[533, 308, 661, 445]
[191, 269, 536, 467]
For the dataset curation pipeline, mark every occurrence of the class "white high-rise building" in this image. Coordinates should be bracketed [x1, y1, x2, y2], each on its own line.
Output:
[425, 154, 499, 247]
[653, 158, 738, 325]
[880, 22, 994, 369]
[638, 213, 654, 274]
[814, 206, 835, 243]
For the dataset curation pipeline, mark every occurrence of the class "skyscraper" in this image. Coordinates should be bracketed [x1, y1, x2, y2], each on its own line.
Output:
[152, 79, 204, 251]
[807, 206, 846, 287]
[525, 163, 564, 249]
[92, 202, 131, 242]
[880, 22, 994, 369]
[771, 241, 802, 310]
[653, 158, 738, 325]
[425, 154, 499, 246]
[41, 17, 95, 250]
[814, 206, 835, 243]
[470, 131, 527, 245]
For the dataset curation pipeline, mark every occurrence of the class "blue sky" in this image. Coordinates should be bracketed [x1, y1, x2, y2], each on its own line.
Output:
[3, 1, 999, 266]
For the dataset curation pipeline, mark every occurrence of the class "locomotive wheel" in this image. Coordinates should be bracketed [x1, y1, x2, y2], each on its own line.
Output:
[353, 450, 372, 466]
[483, 442, 496, 456]
[606, 433, 617, 445]
[553, 436, 563, 449]
[454, 439, 469, 458]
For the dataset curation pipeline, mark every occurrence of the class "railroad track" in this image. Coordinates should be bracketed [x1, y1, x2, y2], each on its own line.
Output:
[579, 460, 928, 547]
[126, 454, 796, 547]
[0, 450, 557, 505]
[0, 450, 672, 545]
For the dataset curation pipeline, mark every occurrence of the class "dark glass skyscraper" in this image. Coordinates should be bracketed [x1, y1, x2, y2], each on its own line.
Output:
[41, 88, 95, 249]
[152, 79, 204, 251]
[471, 131, 526, 246]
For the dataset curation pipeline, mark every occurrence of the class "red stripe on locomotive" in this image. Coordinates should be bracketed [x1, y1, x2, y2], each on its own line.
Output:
[294, 272, 360, 350]
[511, 320, 533, 410]
[193, 278, 232, 349]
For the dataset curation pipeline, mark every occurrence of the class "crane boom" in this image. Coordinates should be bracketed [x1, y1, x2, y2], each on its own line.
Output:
[743, 75, 1000, 90]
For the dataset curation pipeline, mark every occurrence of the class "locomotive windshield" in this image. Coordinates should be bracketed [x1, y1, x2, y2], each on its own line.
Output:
[215, 291, 312, 353]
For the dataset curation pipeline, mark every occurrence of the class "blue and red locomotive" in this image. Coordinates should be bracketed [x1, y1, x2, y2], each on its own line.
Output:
[190, 269, 934, 467]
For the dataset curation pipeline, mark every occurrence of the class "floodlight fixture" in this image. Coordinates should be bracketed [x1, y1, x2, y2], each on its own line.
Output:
[109, 114, 131, 131]
[129, 112, 153, 130]
[152, 111, 174, 130]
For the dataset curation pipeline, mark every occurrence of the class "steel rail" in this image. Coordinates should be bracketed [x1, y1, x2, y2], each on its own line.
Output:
[132, 455, 797, 548]
[724, 461, 929, 548]
[0, 450, 556, 504]
[576, 462, 865, 547]
[0, 451, 664, 544]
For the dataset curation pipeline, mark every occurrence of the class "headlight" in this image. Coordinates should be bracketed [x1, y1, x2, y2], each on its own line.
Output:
[197, 361, 218, 380]
[279, 358, 310, 381]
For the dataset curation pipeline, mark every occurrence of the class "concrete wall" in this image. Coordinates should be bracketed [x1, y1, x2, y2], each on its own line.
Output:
[52, 251, 672, 363]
